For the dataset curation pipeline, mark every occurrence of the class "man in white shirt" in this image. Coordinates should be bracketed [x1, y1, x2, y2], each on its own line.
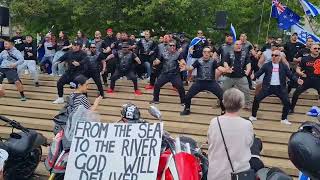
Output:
[249, 50, 303, 125]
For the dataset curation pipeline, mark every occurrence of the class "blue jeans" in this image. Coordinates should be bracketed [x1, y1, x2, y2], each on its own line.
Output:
[52, 51, 66, 75]
[40, 56, 54, 74]
[144, 61, 151, 78]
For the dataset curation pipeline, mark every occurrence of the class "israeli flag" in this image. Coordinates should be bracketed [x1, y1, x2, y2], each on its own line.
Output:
[299, 171, 310, 180]
[230, 23, 237, 43]
[291, 23, 320, 44]
[299, 0, 320, 17]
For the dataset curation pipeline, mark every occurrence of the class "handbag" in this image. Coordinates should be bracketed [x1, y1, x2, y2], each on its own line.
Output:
[217, 116, 256, 180]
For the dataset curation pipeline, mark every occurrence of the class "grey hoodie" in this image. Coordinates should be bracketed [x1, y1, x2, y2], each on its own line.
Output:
[0, 47, 24, 68]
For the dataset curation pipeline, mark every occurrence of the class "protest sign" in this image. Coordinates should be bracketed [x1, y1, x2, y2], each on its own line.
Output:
[65, 122, 163, 180]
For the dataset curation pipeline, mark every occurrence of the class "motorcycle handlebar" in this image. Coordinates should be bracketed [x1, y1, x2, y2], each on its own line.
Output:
[0, 115, 29, 133]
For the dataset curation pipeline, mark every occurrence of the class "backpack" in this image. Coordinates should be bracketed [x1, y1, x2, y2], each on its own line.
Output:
[256, 167, 293, 180]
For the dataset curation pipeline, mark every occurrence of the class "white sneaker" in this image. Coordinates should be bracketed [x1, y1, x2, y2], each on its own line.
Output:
[53, 97, 64, 104]
[249, 116, 257, 121]
[281, 119, 292, 125]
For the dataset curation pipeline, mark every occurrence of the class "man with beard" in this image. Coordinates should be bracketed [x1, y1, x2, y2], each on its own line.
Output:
[52, 40, 89, 104]
[150, 40, 186, 104]
[105, 42, 142, 95]
[180, 47, 232, 115]
[222, 40, 252, 110]
[290, 44, 320, 113]
[137, 30, 157, 79]
[0, 39, 26, 100]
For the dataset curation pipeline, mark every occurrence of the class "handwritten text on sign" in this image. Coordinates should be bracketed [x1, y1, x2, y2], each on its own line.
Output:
[65, 122, 163, 180]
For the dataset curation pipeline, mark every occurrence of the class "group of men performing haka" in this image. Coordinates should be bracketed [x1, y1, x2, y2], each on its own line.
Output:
[0, 30, 319, 125]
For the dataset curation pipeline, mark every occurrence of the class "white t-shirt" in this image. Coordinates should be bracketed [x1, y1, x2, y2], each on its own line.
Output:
[270, 63, 280, 85]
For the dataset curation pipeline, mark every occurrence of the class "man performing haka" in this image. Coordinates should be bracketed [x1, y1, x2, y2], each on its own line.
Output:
[290, 44, 320, 113]
[249, 50, 303, 125]
[0, 39, 26, 101]
[180, 47, 232, 115]
[53, 40, 89, 104]
[150, 40, 186, 105]
[105, 42, 142, 95]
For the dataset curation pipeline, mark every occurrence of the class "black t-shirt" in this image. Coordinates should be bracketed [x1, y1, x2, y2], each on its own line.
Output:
[295, 47, 310, 59]
[56, 39, 70, 51]
[58, 50, 89, 74]
[191, 39, 208, 58]
[284, 42, 305, 62]
[299, 55, 320, 78]
[223, 51, 251, 78]
[24, 42, 37, 60]
[102, 36, 117, 49]
[11, 36, 25, 51]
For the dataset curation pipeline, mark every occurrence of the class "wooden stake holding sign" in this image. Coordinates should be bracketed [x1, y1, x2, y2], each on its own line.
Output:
[65, 122, 163, 180]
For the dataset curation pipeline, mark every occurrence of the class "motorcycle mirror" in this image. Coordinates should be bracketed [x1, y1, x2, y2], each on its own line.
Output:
[148, 106, 162, 121]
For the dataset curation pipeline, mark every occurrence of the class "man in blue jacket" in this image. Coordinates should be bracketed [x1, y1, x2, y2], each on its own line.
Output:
[0, 39, 26, 100]
[249, 49, 303, 125]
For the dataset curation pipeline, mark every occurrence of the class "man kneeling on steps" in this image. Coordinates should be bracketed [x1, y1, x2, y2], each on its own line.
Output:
[0, 39, 26, 101]
[180, 47, 232, 115]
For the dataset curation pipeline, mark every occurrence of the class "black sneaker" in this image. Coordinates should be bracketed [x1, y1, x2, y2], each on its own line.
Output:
[180, 109, 190, 116]
[35, 82, 39, 87]
[150, 100, 159, 104]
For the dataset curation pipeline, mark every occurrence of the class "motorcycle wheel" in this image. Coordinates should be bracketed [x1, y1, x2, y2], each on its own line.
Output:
[4, 147, 42, 180]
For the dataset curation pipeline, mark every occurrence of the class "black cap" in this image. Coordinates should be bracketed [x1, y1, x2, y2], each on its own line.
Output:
[292, 32, 298, 36]
[121, 42, 130, 49]
[224, 33, 232, 37]
[73, 40, 82, 46]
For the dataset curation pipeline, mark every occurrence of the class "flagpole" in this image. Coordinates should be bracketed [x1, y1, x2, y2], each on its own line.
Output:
[266, 1, 273, 40]
[258, 0, 266, 44]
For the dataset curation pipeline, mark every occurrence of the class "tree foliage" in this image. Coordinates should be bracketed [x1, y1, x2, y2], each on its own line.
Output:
[2, 0, 320, 44]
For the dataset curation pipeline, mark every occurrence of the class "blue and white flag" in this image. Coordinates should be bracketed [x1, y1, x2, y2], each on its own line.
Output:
[299, 0, 320, 17]
[298, 171, 310, 180]
[291, 23, 320, 44]
[230, 23, 237, 43]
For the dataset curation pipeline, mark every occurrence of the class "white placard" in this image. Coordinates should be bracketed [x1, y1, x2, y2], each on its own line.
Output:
[65, 122, 163, 180]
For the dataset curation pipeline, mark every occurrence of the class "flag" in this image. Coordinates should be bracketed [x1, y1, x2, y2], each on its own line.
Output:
[230, 23, 237, 43]
[277, 7, 301, 30]
[299, 0, 320, 17]
[291, 23, 320, 44]
[272, 0, 286, 18]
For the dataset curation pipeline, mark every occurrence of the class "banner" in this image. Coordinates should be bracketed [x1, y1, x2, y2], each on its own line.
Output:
[65, 122, 163, 180]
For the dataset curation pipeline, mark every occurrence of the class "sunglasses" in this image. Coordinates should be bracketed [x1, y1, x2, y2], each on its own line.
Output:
[90, 47, 96, 48]
[271, 54, 280, 57]
[312, 48, 320, 50]
[197, 32, 203, 34]
[169, 44, 176, 47]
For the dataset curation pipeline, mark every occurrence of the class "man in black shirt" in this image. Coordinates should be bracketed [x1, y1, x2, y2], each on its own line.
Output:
[180, 47, 232, 115]
[150, 40, 186, 104]
[294, 37, 313, 63]
[18, 35, 39, 87]
[222, 40, 252, 109]
[105, 42, 142, 95]
[284, 33, 305, 64]
[101, 28, 117, 84]
[217, 33, 234, 62]
[53, 40, 89, 104]
[84, 43, 105, 98]
[137, 30, 157, 79]
[291, 44, 320, 112]
[11, 30, 25, 52]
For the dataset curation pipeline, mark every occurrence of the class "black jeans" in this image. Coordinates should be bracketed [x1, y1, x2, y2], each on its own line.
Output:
[153, 73, 185, 104]
[252, 85, 290, 120]
[185, 80, 225, 112]
[150, 65, 161, 86]
[85, 70, 104, 97]
[110, 69, 138, 91]
[57, 73, 80, 97]
[291, 77, 320, 111]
